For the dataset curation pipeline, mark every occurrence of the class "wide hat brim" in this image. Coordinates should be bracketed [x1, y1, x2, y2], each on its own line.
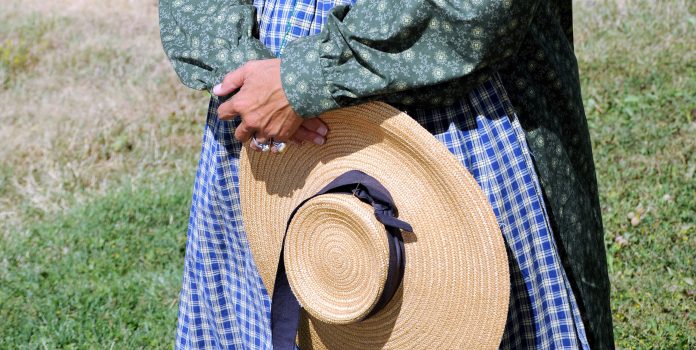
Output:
[240, 102, 509, 349]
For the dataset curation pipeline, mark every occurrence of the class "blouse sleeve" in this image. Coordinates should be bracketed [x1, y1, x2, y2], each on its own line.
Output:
[279, 0, 540, 117]
[159, 0, 274, 92]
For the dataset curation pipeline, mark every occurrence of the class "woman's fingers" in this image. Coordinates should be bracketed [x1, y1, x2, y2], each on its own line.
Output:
[292, 118, 328, 145]
[217, 97, 241, 121]
[246, 125, 324, 153]
[243, 125, 323, 153]
[300, 118, 328, 137]
[233, 120, 255, 143]
[213, 63, 249, 97]
[290, 136, 304, 145]
[292, 126, 325, 145]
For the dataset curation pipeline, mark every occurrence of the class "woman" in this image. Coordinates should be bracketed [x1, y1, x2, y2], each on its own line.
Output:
[159, 0, 613, 348]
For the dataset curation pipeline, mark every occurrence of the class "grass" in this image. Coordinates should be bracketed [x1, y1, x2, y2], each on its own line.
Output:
[575, 0, 695, 347]
[0, 0, 206, 227]
[0, 13, 54, 88]
[0, 177, 191, 349]
[0, 0, 694, 348]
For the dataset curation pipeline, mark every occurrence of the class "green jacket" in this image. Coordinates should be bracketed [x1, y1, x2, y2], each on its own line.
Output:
[160, 0, 614, 347]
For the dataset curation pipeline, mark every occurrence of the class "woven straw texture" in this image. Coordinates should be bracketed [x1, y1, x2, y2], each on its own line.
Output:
[240, 102, 509, 349]
[286, 194, 392, 325]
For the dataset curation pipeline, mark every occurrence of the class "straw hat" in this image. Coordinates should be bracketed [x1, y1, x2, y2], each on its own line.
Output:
[239, 102, 509, 349]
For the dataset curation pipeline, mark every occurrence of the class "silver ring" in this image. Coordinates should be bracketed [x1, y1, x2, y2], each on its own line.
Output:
[251, 135, 271, 152]
[272, 141, 287, 154]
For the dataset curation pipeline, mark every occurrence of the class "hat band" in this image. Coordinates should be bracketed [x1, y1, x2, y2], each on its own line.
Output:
[271, 170, 413, 350]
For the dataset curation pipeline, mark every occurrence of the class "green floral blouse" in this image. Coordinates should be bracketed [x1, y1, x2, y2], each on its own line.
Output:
[159, 0, 614, 348]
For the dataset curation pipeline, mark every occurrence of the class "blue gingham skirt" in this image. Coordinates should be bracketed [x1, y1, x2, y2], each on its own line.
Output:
[176, 0, 588, 348]
[175, 77, 589, 350]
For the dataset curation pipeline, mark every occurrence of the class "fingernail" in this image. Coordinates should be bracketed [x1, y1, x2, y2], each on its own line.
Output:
[316, 125, 328, 136]
[313, 136, 325, 145]
[213, 84, 223, 95]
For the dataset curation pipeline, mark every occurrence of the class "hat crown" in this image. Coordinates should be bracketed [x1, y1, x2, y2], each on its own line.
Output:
[285, 194, 391, 325]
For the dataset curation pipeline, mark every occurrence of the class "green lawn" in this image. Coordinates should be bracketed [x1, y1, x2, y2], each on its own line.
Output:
[0, 0, 694, 349]
[575, 1, 695, 347]
[0, 178, 191, 349]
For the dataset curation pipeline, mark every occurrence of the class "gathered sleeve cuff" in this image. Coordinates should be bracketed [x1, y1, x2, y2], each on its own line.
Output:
[280, 1, 540, 117]
[159, 0, 275, 92]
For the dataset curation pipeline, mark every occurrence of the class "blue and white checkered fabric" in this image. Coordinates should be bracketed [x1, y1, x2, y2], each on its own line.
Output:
[176, 1, 590, 349]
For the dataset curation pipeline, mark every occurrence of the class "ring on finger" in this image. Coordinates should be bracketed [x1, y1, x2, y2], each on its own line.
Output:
[272, 140, 287, 154]
[251, 135, 271, 152]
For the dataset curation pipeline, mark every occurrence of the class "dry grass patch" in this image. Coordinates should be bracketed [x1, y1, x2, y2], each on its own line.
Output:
[0, 0, 206, 227]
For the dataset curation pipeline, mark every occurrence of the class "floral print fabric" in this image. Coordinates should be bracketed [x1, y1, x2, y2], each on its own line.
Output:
[159, 0, 613, 348]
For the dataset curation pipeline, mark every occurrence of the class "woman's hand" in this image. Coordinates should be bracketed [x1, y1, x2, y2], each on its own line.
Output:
[213, 59, 328, 152]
